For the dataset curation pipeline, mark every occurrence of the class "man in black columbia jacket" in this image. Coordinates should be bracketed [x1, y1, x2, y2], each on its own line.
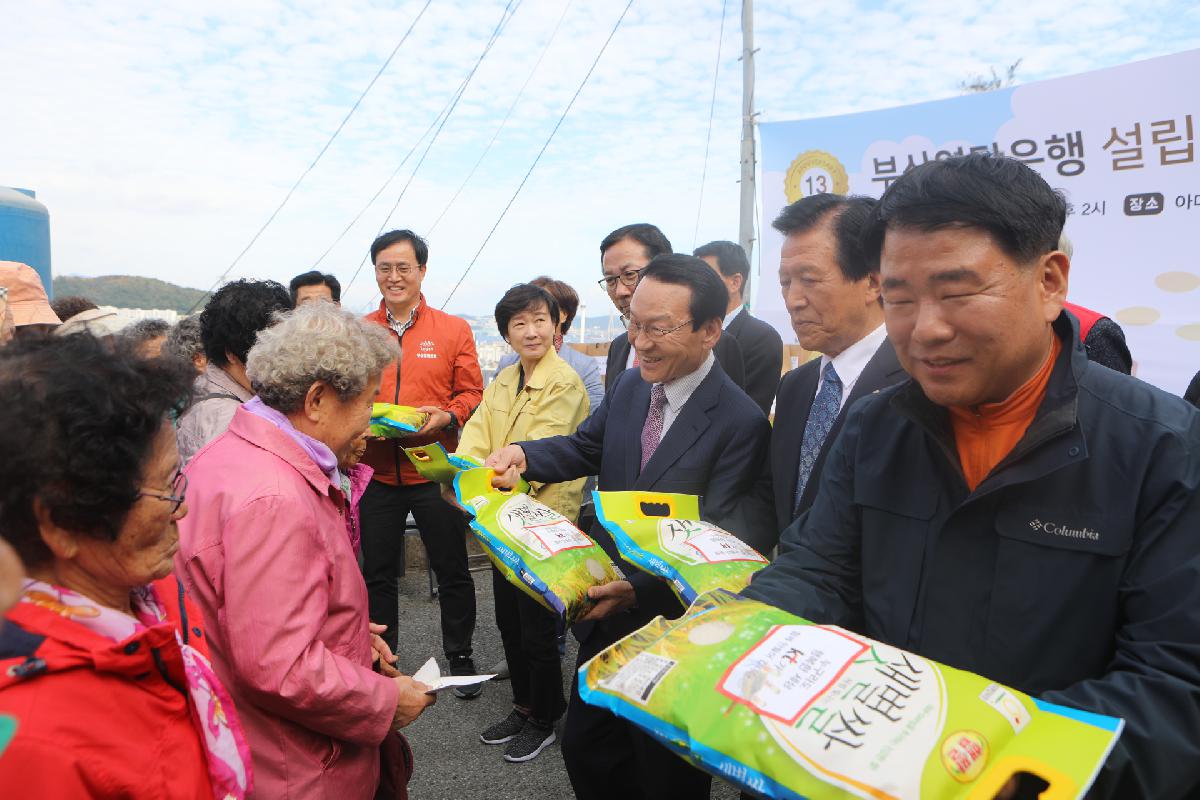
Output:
[745, 154, 1200, 798]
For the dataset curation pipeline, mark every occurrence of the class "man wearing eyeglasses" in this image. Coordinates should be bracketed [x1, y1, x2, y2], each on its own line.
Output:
[488, 254, 772, 800]
[360, 229, 485, 696]
[598, 224, 745, 393]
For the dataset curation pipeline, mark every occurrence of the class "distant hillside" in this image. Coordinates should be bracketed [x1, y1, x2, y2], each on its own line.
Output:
[52, 275, 208, 314]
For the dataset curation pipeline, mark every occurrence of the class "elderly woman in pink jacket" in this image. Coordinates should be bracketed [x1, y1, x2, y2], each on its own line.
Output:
[176, 303, 435, 799]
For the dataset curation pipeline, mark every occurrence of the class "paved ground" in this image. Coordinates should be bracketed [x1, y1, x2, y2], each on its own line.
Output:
[393, 569, 741, 800]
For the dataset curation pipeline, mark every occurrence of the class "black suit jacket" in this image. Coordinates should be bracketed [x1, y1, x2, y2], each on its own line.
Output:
[768, 337, 907, 531]
[605, 330, 746, 393]
[520, 360, 772, 640]
[725, 309, 784, 415]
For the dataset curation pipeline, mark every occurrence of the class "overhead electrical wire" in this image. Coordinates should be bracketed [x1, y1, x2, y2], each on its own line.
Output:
[425, 0, 574, 238]
[692, 0, 728, 249]
[340, 0, 523, 295]
[313, 0, 519, 272]
[188, 0, 433, 312]
[440, 0, 636, 309]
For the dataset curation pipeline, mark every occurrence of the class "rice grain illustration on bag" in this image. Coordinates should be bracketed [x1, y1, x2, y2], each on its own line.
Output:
[368, 402, 429, 438]
[452, 467, 620, 623]
[579, 590, 1123, 800]
[404, 443, 531, 493]
[594, 491, 767, 604]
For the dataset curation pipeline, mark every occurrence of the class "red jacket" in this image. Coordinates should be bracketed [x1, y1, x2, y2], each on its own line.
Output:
[0, 576, 217, 798]
[362, 295, 483, 485]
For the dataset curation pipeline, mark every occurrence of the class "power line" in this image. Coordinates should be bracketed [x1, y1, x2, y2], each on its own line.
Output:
[373, 0, 521, 237]
[309, 110, 440, 270]
[426, 0, 574, 238]
[188, 0, 433, 312]
[441, 0, 636, 309]
[692, 0, 729, 249]
[313, 0, 519, 273]
[341, 0, 522, 295]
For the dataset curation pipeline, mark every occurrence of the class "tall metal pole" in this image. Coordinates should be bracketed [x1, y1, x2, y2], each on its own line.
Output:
[738, 0, 756, 305]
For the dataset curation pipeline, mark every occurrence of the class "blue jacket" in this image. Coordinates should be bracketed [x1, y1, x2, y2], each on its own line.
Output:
[744, 313, 1200, 798]
[520, 360, 772, 635]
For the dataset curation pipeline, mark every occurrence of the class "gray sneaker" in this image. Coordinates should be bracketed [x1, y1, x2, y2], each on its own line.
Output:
[449, 656, 483, 699]
[502, 720, 556, 763]
[480, 709, 527, 745]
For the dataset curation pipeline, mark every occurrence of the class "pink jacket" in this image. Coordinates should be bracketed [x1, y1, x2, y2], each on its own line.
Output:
[345, 463, 374, 555]
[176, 407, 398, 800]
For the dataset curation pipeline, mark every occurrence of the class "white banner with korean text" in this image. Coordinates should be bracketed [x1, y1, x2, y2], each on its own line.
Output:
[756, 49, 1199, 395]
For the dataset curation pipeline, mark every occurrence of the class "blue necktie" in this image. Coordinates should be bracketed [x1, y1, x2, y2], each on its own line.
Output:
[795, 362, 843, 512]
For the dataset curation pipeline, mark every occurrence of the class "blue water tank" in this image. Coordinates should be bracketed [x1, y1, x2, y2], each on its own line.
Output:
[0, 186, 52, 297]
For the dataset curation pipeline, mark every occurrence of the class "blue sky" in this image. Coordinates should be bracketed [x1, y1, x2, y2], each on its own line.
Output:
[3, 0, 1199, 317]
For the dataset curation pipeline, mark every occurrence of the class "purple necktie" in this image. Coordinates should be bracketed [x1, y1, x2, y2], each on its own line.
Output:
[640, 384, 667, 471]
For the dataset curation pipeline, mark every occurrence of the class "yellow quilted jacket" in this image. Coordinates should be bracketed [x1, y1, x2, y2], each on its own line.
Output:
[456, 348, 589, 520]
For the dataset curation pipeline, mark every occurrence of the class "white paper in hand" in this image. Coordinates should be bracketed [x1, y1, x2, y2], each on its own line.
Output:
[412, 657, 496, 695]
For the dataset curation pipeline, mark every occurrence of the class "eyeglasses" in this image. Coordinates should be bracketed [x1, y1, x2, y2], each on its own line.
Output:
[597, 268, 645, 292]
[622, 317, 693, 340]
[139, 470, 188, 515]
[375, 263, 422, 278]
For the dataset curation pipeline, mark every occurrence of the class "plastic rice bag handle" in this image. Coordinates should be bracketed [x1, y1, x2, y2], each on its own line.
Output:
[406, 444, 529, 493]
[592, 491, 702, 522]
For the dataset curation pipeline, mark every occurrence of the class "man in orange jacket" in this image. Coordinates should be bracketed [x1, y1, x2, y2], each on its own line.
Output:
[360, 229, 485, 696]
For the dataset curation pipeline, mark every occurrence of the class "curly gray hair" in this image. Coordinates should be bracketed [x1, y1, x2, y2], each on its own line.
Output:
[164, 315, 204, 363]
[246, 303, 398, 413]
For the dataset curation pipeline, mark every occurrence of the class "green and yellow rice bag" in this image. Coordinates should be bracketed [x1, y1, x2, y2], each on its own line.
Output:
[593, 491, 767, 604]
[369, 403, 429, 438]
[580, 590, 1123, 800]
[453, 467, 621, 623]
[403, 443, 531, 493]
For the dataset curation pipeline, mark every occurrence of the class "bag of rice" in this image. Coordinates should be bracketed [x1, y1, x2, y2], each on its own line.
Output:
[593, 491, 767, 605]
[369, 403, 429, 438]
[580, 590, 1123, 800]
[453, 467, 621, 623]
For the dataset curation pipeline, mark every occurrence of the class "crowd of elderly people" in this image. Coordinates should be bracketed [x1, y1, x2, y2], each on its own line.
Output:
[0, 286, 439, 798]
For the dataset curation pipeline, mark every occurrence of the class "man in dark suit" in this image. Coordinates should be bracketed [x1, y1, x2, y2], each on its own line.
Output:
[769, 194, 908, 532]
[600, 223, 745, 392]
[695, 240, 784, 414]
[488, 254, 771, 800]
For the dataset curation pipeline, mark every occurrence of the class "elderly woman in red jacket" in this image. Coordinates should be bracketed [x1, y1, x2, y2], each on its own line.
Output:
[177, 303, 434, 799]
[0, 332, 252, 798]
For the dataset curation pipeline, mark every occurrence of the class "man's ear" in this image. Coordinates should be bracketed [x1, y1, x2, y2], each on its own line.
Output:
[1040, 251, 1070, 322]
[863, 271, 882, 305]
[700, 317, 723, 350]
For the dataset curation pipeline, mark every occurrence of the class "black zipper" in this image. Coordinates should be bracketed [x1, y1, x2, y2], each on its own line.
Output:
[392, 327, 405, 484]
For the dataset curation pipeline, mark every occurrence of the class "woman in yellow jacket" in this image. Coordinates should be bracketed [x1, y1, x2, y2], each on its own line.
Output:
[456, 282, 589, 764]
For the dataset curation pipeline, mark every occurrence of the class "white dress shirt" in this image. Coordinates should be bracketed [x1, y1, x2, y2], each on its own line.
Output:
[651, 352, 716, 443]
[815, 324, 888, 411]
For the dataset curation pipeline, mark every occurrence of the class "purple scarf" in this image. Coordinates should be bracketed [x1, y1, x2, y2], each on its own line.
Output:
[243, 397, 341, 488]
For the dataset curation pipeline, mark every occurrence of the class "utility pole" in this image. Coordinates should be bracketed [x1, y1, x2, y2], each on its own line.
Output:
[738, 0, 757, 305]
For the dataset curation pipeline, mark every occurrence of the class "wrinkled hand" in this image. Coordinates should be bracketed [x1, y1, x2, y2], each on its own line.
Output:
[579, 580, 636, 622]
[392, 675, 436, 728]
[414, 407, 453, 437]
[369, 623, 401, 678]
[484, 445, 527, 489]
